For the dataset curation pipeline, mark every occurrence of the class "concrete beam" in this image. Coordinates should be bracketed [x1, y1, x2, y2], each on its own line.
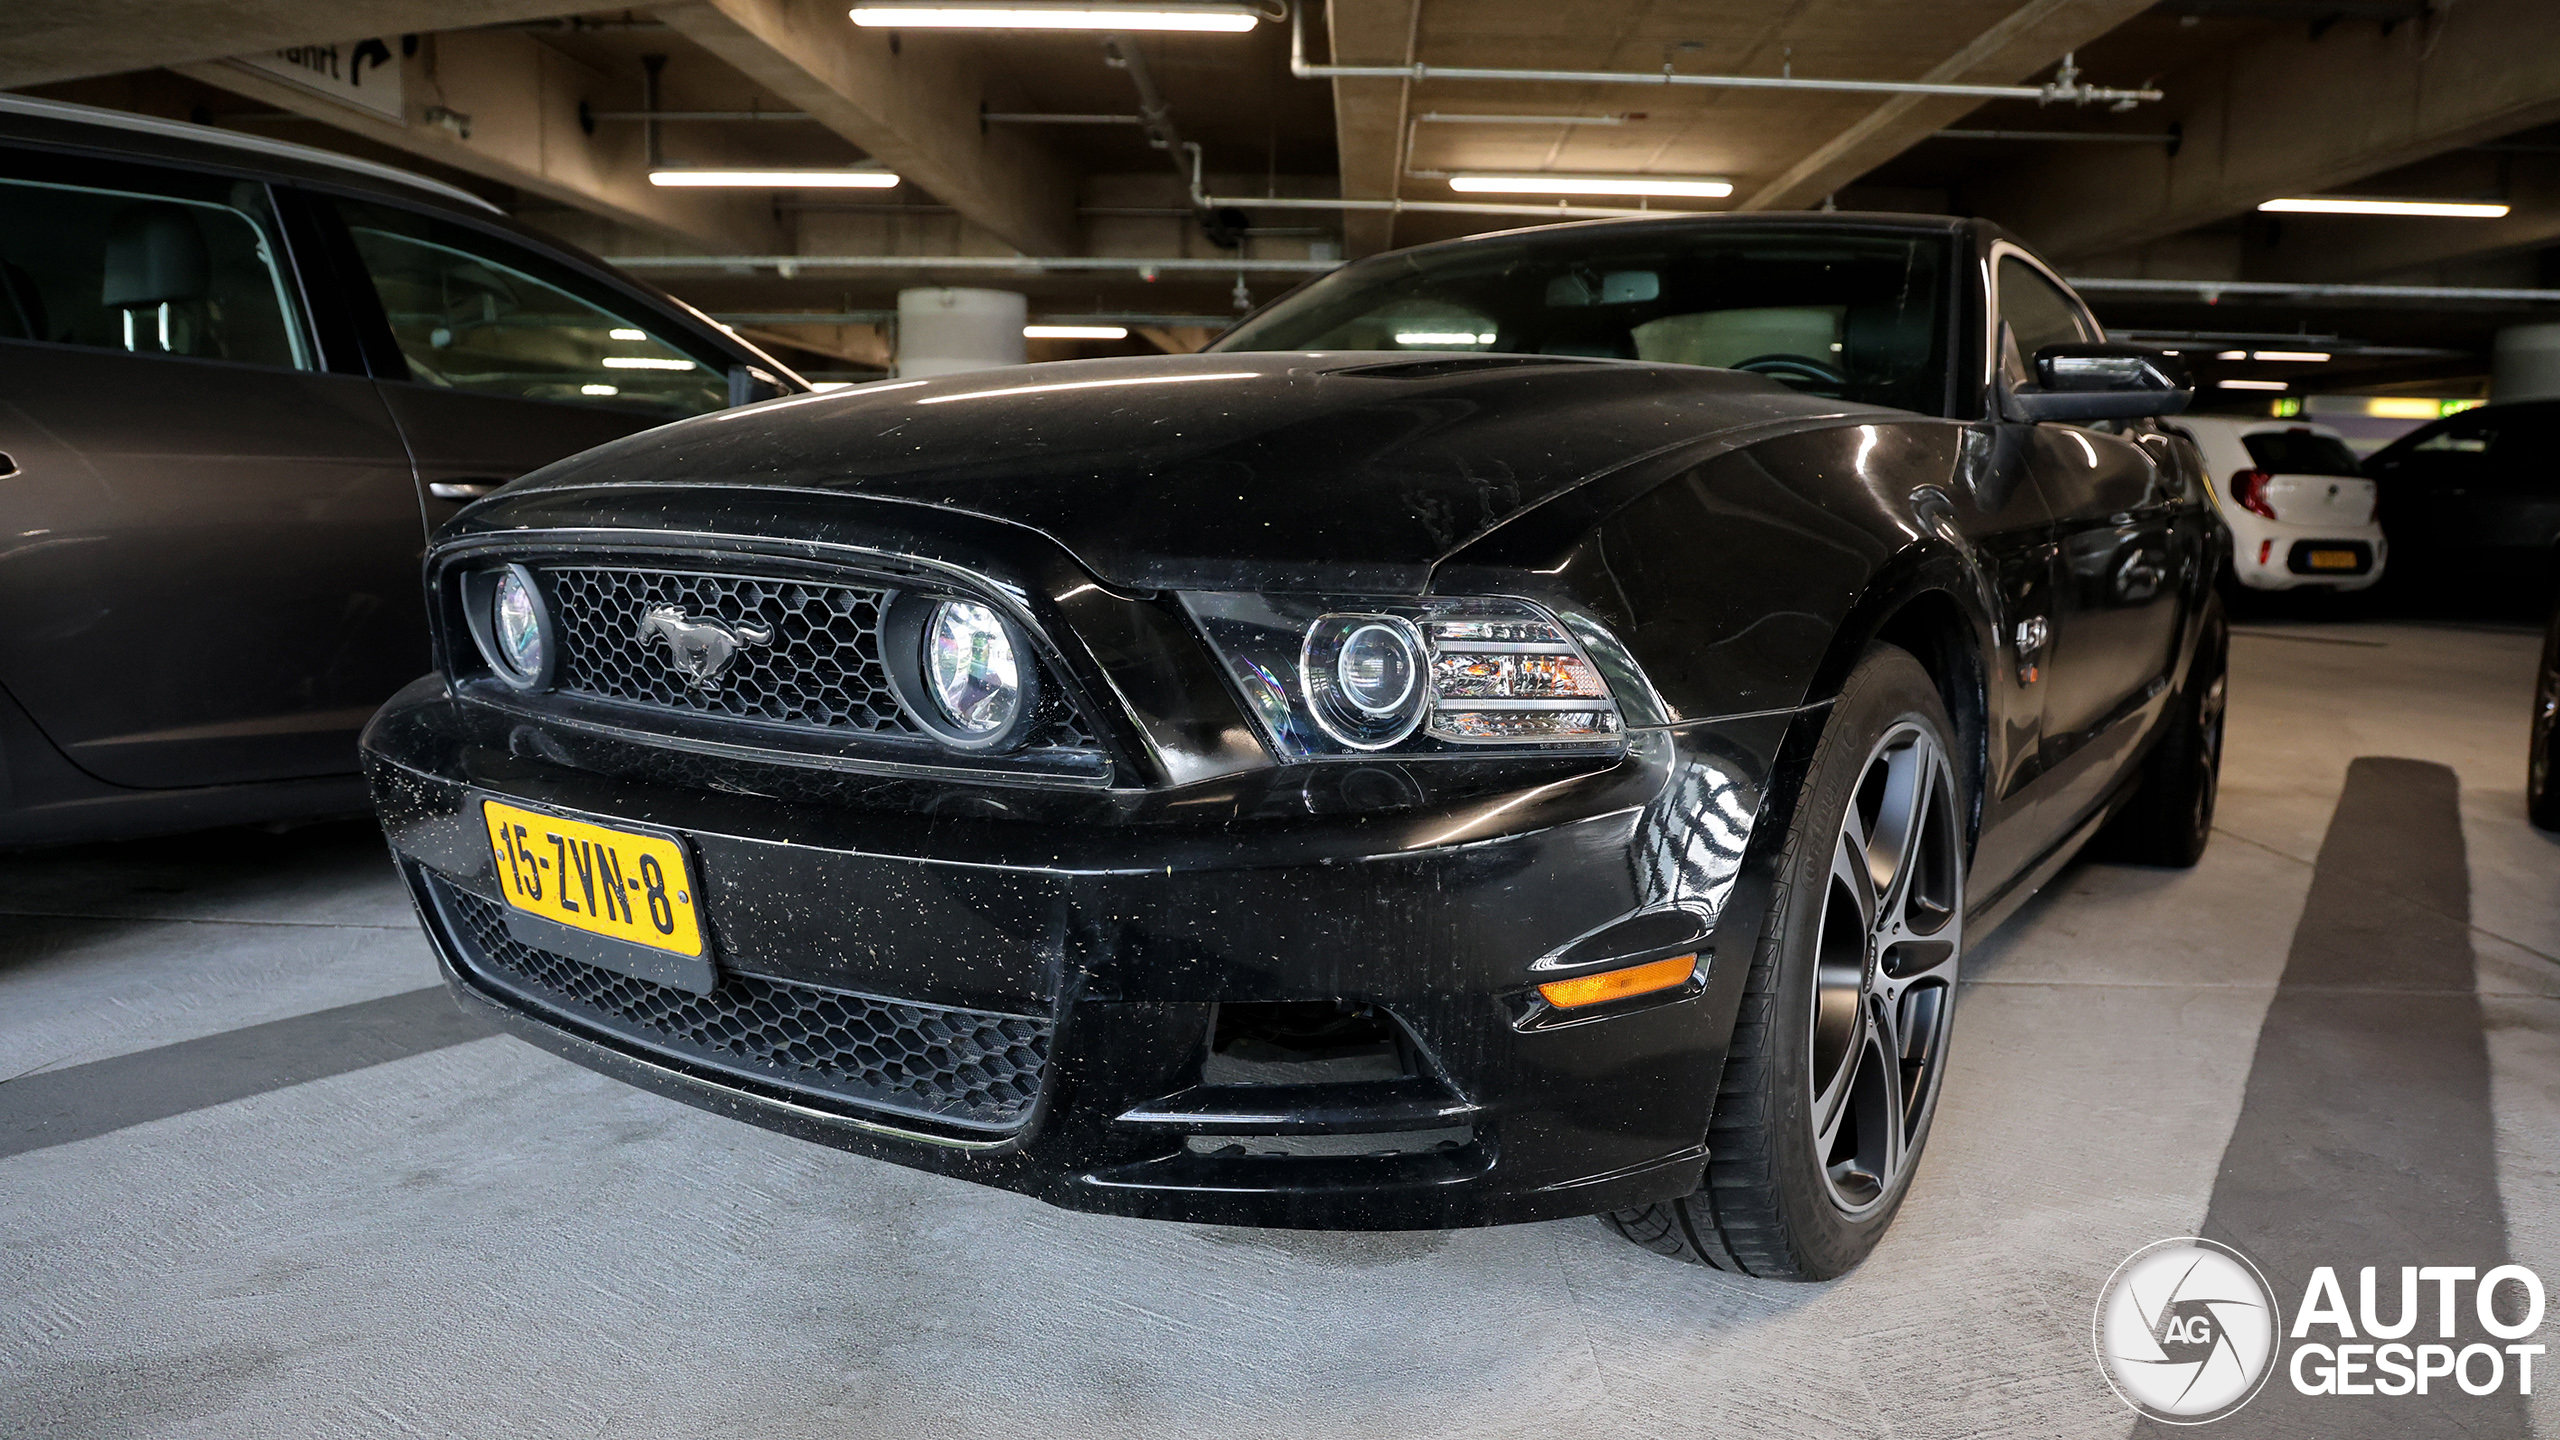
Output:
[175, 34, 781, 254]
[656, 0, 1079, 257]
[1740, 0, 2157, 212]
[0, 1, 591, 89]
[1324, 0, 1421, 258]
[1970, 0, 2560, 261]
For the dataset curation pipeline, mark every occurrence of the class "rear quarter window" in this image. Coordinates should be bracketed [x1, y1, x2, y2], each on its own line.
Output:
[2241, 429, 2361, 476]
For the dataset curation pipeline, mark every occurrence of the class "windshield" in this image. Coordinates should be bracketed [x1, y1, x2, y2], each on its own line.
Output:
[1215, 225, 1955, 414]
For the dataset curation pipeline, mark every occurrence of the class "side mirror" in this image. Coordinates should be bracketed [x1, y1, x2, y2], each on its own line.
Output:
[728, 363, 789, 407]
[2005, 343, 2192, 423]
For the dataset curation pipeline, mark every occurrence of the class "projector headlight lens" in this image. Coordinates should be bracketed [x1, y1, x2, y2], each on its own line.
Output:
[1301, 614, 1428, 749]
[490, 566, 546, 682]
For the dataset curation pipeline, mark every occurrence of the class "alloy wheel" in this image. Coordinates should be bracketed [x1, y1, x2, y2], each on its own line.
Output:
[1807, 721, 1964, 1216]
[2195, 667, 2228, 836]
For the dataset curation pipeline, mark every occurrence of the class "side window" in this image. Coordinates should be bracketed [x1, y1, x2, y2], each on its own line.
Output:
[1996, 255, 2090, 388]
[0, 169, 310, 370]
[330, 198, 727, 418]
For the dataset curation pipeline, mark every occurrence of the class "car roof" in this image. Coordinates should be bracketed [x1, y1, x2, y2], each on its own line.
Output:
[1370, 209, 1974, 264]
[0, 94, 500, 215]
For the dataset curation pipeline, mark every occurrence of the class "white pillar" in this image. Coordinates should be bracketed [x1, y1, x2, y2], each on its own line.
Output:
[2492, 323, 2560, 402]
[895, 288, 1026, 378]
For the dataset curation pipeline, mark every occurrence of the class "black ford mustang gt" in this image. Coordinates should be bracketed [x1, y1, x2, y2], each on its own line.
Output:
[364, 213, 2225, 1278]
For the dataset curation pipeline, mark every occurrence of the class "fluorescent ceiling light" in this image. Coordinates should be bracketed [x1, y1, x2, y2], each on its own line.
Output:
[601, 356, 697, 370]
[1450, 174, 1732, 199]
[1024, 324, 1129, 339]
[581, 384, 619, 396]
[650, 169, 900, 188]
[2216, 349, 2248, 360]
[2219, 378, 2289, 391]
[2258, 197, 2509, 218]
[2252, 349, 2330, 362]
[1395, 331, 1495, 345]
[609, 328, 647, 341]
[850, 4, 1260, 32]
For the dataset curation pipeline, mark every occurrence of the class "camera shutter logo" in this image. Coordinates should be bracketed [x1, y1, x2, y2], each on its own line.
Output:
[2095, 1238, 2283, 1423]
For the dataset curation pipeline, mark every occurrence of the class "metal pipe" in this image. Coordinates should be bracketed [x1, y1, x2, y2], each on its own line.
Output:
[1202, 193, 1653, 219]
[1103, 35, 1210, 212]
[716, 311, 1234, 326]
[606, 255, 1344, 273]
[1415, 112, 1629, 126]
[984, 112, 1145, 124]
[1288, 4, 2162, 105]
[2070, 278, 2560, 303]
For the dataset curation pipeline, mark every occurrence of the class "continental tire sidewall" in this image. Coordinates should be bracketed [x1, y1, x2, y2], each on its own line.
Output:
[1758, 648, 1958, 1277]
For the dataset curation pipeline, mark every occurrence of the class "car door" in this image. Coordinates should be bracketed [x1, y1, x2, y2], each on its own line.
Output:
[1946, 423, 2066, 898]
[1992, 254, 2186, 833]
[0, 147, 427, 789]
[308, 194, 757, 526]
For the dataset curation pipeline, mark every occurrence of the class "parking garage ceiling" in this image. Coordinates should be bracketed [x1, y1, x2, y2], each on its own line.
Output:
[11, 0, 2560, 390]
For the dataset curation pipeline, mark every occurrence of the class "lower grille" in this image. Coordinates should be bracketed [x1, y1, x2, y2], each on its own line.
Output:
[434, 879, 1052, 1132]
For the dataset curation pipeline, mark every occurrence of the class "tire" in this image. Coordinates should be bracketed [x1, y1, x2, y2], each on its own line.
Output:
[1607, 644, 1964, 1279]
[2097, 599, 2228, 867]
[2530, 593, 2560, 832]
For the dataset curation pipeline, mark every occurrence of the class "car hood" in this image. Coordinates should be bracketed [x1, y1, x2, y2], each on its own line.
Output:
[501, 351, 1872, 592]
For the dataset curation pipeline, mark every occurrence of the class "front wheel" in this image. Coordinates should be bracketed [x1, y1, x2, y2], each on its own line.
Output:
[1608, 644, 1964, 1279]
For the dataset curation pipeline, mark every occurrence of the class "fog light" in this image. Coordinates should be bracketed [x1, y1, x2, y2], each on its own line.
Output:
[1537, 953, 1697, 1009]
[924, 600, 1022, 736]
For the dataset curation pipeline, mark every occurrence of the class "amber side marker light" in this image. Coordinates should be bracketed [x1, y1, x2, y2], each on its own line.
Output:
[1538, 953, 1697, 1009]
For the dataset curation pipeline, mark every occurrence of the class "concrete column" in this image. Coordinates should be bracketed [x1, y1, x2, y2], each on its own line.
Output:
[894, 288, 1026, 379]
[2492, 323, 2560, 402]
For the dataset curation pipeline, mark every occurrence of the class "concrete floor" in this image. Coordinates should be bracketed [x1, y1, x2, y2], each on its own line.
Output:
[3, 618, 2554, 1439]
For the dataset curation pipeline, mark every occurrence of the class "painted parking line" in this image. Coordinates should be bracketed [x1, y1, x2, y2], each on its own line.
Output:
[2138, 757, 2524, 1435]
[0, 986, 491, 1161]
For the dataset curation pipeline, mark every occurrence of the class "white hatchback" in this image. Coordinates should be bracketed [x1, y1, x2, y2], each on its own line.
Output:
[2167, 415, 2387, 591]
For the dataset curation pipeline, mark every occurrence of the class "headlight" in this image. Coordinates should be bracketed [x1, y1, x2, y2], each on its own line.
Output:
[924, 600, 1022, 736]
[463, 562, 553, 690]
[1186, 593, 1628, 760]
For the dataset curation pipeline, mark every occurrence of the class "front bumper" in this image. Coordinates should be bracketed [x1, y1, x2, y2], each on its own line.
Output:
[364, 677, 1798, 1229]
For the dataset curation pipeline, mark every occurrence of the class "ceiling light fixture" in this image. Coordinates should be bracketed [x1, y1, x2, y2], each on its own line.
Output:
[2251, 349, 2331, 362]
[1450, 174, 1732, 199]
[849, 3, 1261, 32]
[1024, 324, 1129, 339]
[2219, 378, 2289, 391]
[649, 169, 900, 188]
[2258, 197, 2509, 218]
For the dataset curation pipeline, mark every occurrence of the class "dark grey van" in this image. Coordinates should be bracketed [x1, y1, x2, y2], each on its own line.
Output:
[0, 95, 802, 846]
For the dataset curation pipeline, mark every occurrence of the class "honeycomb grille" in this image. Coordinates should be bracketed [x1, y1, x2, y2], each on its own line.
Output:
[546, 567, 920, 736]
[437, 880, 1051, 1131]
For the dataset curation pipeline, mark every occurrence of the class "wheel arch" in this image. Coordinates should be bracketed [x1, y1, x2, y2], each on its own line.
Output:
[1803, 550, 1996, 857]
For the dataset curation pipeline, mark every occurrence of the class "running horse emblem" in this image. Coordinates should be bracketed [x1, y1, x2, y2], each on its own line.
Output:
[637, 605, 772, 690]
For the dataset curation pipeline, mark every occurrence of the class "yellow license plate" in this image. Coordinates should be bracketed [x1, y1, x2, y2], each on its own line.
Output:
[2307, 549, 2360, 570]
[482, 800, 704, 958]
